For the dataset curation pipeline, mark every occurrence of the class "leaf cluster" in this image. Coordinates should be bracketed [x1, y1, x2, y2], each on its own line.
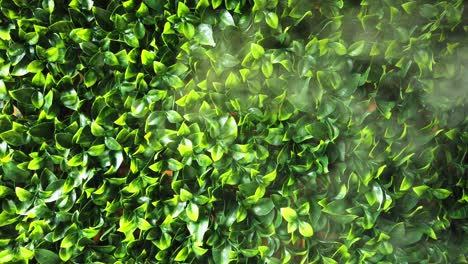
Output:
[0, 0, 466, 263]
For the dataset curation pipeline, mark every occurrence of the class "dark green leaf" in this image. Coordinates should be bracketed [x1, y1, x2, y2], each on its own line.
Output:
[9, 88, 35, 103]
[1, 130, 28, 146]
[29, 122, 54, 138]
[92, 7, 113, 31]
[252, 198, 275, 216]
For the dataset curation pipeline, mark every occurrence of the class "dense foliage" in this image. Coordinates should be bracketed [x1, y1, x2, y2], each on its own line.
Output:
[0, 0, 467, 263]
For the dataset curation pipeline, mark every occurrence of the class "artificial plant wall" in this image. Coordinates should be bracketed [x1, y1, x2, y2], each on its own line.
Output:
[0, 0, 467, 263]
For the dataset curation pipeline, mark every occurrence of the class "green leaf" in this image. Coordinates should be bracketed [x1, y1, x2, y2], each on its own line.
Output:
[55, 133, 72, 148]
[0, 249, 14, 263]
[11, 62, 28, 76]
[449, 207, 468, 219]
[28, 157, 44, 170]
[43, 0, 54, 12]
[31, 91, 44, 108]
[265, 12, 279, 29]
[384, 41, 400, 59]
[212, 244, 231, 264]
[400, 176, 413, 191]
[365, 183, 384, 208]
[177, 2, 190, 17]
[45, 47, 60, 62]
[174, 247, 189, 262]
[261, 61, 273, 78]
[105, 137, 122, 150]
[443, 128, 457, 140]
[67, 153, 83, 167]
[377, 101, 395, 119]
[1, 130, 28, 146]
[166, 110, 183, 123]
[88, 144, 106, 156]
[298, 221, 313, 237]
[220, 54, 239, 69]
[124, 33, 140, 48]
[138, 218, 152, 231]
[104, 52, 119, 66]
[252, 198, 275, 216]
[136, 3, 149, 18]
[134, 22, 146, 39]
[317, 101, 336, 119]
[29, 122, 54, 138]
[225, 72, 241, 89]
[251, 43, 265, 59]
[211, 0, 222, 9]
[219, 115, 238, 143]
[91, 122, 105, 137]
[84, 70, 97, 87]
[59, 247, 73, 261]
[153, 61, 167, 74]
[186, 202, 199, 221]
[15, 187, 33, 202]
[196, 154, 212, 167]
[49, 21, 74, 33]
[432, 188, 452, 199]
[192, 242, 208, 256]
[253, 0, 267, 11]
[92, 7, 113, 31]
[35, 249, 61, 264]
[348, 40, 366, 57]
[0, 63, 10, 77]
[262, 169, 277, 185]
[3, 161, 31, 183]
[178, 138, 193, 157]
[220, 10, 235, 27]
[0, 186, 12, 199]
[264, 128, 284, 146]
[413, 185, 429, 196]
[322, 256, 338, 264]
[330, 42, 347, 55]
[330, 214, 358, 224]
[419, 4, 437, 18]
[70, 28, 92, 42]
[179, 22, 195, 39]
[27, 60, 43, 73]
[80, 42, 99, 55]
[197, 24, 216, 47]
[281, 207, 297, 222]
[9, 87, 35, 103]
[401, 1, 417, 14]
[165, 75, 184, 89]
[141, 49, 156, 66]
[145, 0, 164, 11]
[287, 77, 313, 112]
[168, 158, 184, 171]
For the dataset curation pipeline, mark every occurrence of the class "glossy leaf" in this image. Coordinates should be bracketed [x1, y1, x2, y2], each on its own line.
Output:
[252, 198, 275, 216]
[197, 24, 215, 47]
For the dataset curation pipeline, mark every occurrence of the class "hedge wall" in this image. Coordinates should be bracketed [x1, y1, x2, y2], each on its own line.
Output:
[0, 0, 467, 263]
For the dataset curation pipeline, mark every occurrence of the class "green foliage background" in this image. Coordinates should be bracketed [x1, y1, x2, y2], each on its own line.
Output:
[0, 0, 467, 263]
